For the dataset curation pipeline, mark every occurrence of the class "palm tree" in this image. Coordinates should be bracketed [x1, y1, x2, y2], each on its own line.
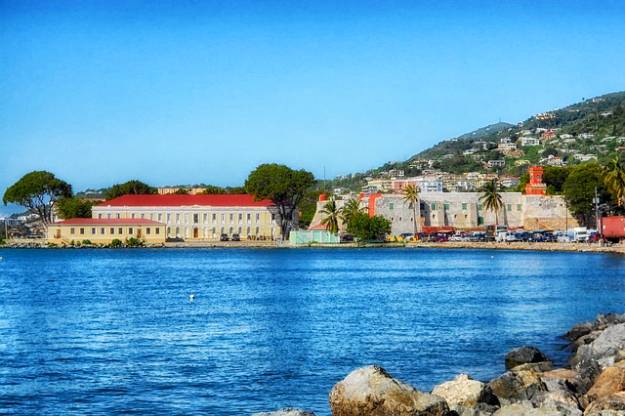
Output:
[605, 153, 625, 207]
[480, 179, 504, 228]
[320, 197, 342, 234]
[402, 184, 420, 236]
[341, 198, 365, 226]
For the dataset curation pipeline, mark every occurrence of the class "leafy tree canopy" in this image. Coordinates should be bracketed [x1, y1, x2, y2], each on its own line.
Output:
[346, 211, 391, 242]
[55, 197, 94, 219]
[298, 189, 323, 228]
[3, 171, 72, 225]
[104, 180, 156, 200]
[563, 163, 610, 226]
[201, 185, 246, 194]
[245, 164, 315, 237]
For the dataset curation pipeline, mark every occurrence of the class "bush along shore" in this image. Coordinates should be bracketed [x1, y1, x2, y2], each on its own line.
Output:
[257, 313, 625, 416]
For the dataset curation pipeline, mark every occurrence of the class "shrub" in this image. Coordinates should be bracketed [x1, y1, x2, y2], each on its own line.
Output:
[126, 237, 144, 247]
[346, 212, 392, 242]
[81, 239, 92, 246]
[109, 239, 123, 248]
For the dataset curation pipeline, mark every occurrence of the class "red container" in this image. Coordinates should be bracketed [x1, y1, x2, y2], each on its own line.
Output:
[602, 216, 625, 240]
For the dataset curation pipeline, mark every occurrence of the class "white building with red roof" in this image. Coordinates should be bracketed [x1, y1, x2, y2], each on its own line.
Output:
[91, 194, 280, 241]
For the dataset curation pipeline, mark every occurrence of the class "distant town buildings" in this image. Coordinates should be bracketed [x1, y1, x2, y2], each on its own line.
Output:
[310, 166, 577, 235]
[520, 136, 540, 146]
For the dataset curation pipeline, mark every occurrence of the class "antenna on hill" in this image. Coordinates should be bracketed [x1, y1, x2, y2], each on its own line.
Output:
[323, 165, 326, 193]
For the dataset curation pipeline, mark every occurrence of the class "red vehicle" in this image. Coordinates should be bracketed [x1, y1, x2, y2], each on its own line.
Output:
[602, 216, 625, 242]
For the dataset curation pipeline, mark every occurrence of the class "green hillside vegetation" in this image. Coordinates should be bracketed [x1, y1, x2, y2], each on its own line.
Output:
[332, 91, 625, 191]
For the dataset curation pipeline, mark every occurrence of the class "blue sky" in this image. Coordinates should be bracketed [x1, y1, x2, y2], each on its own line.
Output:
[1, 0, 625, 214]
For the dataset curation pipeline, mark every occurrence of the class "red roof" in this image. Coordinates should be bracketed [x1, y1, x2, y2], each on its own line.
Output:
[421, 226, 456, 234]
[53, 218, 164, 226]
[97, 194, 274, 208]
[308, 223, 328, 231]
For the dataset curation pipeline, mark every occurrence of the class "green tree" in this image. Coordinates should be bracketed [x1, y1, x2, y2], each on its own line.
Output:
[3, 171, 72, 226]
[543, 166, 571, 194]
[563, 163, 609, 226]
[320, 197, 342, 234]
[402, 184, 420, 235]
[55, 197, 94, 219]
[298, 189, 323, 228]
[346, 211, 391, 241]
[480, 179, 504, 227]
[245, 164, 315, 237]
[604, 153, 625, 207]
[201, 185, 227, 194]
[104, 180, 156, 200]
[341, 198, 365, 226]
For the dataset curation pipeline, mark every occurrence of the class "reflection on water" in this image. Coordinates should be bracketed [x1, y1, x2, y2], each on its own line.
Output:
[0, 248, 624, 415]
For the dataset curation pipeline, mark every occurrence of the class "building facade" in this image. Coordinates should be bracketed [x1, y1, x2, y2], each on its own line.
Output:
[47, 218, 166, 245]
[310, 192, 577, 236]
[91, 194, 282, 241]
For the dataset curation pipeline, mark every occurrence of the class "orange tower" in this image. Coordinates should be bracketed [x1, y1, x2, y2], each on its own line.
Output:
[525, 166, 547, 195]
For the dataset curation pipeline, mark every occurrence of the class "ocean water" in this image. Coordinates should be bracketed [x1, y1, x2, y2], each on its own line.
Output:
[0, 248, 624, 415]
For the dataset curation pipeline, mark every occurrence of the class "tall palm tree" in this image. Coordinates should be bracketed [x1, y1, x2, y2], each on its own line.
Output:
[605, 153, 625, 207]
[341, 198, 365, 226]
[402, 184, 420, 235]
[480, 179, 504, 228]
[320, 197, 342, 234]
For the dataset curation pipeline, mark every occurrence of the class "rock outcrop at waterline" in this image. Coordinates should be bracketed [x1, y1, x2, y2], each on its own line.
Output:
[257, 313, 625, 415]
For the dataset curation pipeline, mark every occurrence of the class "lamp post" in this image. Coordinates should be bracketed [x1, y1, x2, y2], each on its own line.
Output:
[593, 187, 602, 239]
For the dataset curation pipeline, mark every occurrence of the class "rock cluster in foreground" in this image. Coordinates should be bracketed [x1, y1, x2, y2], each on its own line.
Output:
[258, 313, 625, 415]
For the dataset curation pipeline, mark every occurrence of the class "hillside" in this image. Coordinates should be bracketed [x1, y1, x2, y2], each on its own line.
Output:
[332, 91, 625, 191]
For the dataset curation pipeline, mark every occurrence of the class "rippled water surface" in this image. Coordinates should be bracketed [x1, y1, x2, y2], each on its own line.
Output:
[1, 248, 625, 415]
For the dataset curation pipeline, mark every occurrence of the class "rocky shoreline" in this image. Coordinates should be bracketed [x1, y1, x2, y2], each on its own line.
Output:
[2, 239, 625, 255]
[257, 313, 625, 415]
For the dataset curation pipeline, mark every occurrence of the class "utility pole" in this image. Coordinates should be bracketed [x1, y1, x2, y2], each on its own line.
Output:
[593, 187, 602, 238]
[565, 199, 568, 235]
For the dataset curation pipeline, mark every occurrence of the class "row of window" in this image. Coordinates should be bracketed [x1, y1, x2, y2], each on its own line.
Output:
[388, 202, 523, 211]
[165, 226, 268, 236]
[69, 227, 160, 236]
[96, 212, 275, 224]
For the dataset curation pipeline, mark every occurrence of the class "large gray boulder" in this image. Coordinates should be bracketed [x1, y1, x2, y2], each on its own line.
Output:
[571, 323, 625, 389]
[538, 377, 582, 416]
[493, 403, 561, 416]
[488, 367, 582, 415]
[432, 374, 499, 415]
[505, 346, 550, 371]
[329, 365, 450, 416]
[488, 369, 547, 405]
[253, 409, 316, 416]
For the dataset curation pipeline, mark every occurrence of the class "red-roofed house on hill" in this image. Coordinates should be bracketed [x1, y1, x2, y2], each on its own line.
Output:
[48, 218, 166, 245]
[91, 194, 281, 241]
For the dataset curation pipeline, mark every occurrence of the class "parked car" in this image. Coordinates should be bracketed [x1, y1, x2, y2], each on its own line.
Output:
[231, 233, 241, 241]
[399, 233, 415, 241]
[220, 233, 229, 241]
[469, 232, 488, 242]
[341, 234, 354, 242]
[449, 233, 466, 242]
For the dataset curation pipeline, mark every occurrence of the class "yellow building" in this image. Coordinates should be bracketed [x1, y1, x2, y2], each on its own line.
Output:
[47, 218, 166, 245]
[91, 194, 281, 241]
